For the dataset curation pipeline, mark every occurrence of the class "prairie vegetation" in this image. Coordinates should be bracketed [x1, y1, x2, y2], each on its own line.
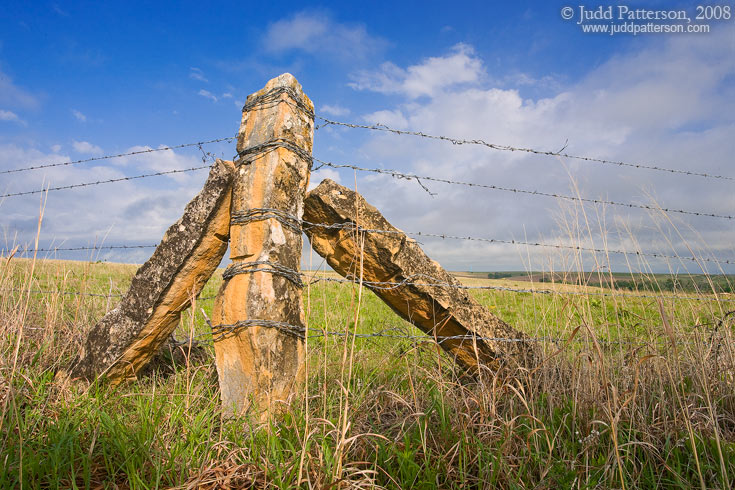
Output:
[1, 252, 734, 488]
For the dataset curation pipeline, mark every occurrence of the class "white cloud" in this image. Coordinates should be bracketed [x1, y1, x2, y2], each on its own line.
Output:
[309, 168, 341, 191]
[0, 69, 38, 110]
[263, 11, 386, 60]
[189, 67, 208, 82]
[72, 109, 86, 122]
[115, 144, 205, 184]
[349, 44, 483, 98]
[0, 109, 19, 121]
[72, 140, 103, 155]
[50, 144, 61, 153]
[0, 109, 24, 125]
[362, 109, 408, 129]
[320, 104, 350, 117]
[332, 31, 735, 272]
[0, 143, 212, 259]
[198, 89, 217, 102]
[222, 92, 233, 99]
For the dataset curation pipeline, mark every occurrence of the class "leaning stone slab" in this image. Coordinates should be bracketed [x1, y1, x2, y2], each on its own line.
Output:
[69, 158, 235, 384]
[303, 179, 536, 373]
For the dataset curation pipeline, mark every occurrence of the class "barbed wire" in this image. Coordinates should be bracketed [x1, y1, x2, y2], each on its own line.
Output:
[301, 273, 735, 303]
[237, 89, 734, 184]
[179, 323, 728, 350]
[0, 288, 124, 298]
[4, 267, 732, 303]
[6, 244, 159, 253]
[6, 215, 735, 267]
[0, 288, 219, 301]
[224, 204, 735, 266]
[0, 164, 212, 198]
[8, 88, 723, 183]
[1, 137, 236, 175]
[405, 231, 735, 266]
[314, 115, 735, 182]
[312, 158, 735, 221]
[266, 91, 735, 184]
[5, 133, 732, 223]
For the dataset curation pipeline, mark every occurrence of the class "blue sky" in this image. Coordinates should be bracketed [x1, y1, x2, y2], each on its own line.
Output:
[2, 1, 734, 273]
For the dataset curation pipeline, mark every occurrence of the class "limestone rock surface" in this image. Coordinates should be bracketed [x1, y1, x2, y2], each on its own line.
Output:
[303, 179, 536, 373]
[70, 159, 235, 383]
[212, 73, 313, 417]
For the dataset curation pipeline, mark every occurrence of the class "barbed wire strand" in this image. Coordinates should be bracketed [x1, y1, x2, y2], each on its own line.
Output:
[301, 273, 735, 303]
[4, 267, 733, 303]
[258, 92, 735, 183]
[181, 323, 730, 350]
[0, 165, 212, 198]
[314, 115, 735, 182]
[312, 158, 735, 221]
[5, 130, 733, 222]
[0, 288, 219, 301]
[7, 244, 158, 253]
[1, 137, 236, 175]
[6, 229, 734, 266]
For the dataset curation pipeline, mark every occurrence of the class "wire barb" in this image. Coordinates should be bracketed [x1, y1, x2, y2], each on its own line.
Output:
[315, 115, 735, 182]
[0, 165, 213, 198]
[312, 158, 735, 221]
[2, 137, 236, 175]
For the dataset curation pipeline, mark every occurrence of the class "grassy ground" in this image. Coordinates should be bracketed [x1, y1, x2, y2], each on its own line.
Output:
[1, 256, 735, 488]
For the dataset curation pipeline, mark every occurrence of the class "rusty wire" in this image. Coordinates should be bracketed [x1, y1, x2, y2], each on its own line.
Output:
[0, 164, 213, 198]
[314, 115, 735, 182]
[8, 223, 735, 267]
[1, 137, 236, 175]
[311, 157, 735, 220]
[191, 322, 727, 349]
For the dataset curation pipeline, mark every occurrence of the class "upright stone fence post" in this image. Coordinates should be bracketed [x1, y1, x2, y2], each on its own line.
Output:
[211, 73, 313, 417]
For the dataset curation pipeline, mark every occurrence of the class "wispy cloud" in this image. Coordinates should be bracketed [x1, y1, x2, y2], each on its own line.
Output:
[52, 4, 69, 16]
[0, 69, 39, 109]
[320, 104, 350, 117]
[263, 11, 387, 61]
[349, 44, 483, 98]
[72, 140, 102, 155]
[0, 109, 26, 125]
[189, 67, 208, 82]
[72, 109, 86, 122]
[198, 89, 218, 102]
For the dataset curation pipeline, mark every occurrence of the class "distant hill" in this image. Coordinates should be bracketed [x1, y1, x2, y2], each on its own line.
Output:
[450, 271, 735, 294]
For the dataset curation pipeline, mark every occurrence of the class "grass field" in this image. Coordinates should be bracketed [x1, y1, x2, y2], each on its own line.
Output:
[1, 255, 734, 488]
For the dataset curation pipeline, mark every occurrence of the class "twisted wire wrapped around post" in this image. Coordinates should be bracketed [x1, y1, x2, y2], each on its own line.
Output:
[230, 207, 303, 234]
[222, 260, 304, 288]
[210, 319, 307, 342]
[235, 138, 314, 170]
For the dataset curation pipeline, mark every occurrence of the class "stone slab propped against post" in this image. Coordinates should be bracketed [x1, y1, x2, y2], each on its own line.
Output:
[303, 179, 537, 373]
[69, 158, 235, 384]
[211, 73, 313, 417]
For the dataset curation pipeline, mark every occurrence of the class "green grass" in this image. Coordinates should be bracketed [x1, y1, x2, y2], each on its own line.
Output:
[2, 257, 735, 488]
